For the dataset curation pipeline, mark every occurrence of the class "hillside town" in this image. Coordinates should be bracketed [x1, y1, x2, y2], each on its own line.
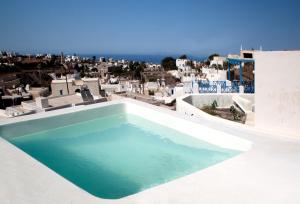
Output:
[0, 48, 255, 118]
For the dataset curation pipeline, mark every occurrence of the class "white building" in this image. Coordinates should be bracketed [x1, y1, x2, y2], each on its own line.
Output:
[227, 54, 240, 59]
[145, 63, 161, 71]
[46, 54, 52, 59]
[254, 51, 300, 137]
[176, 59, 191, 72]
[65, 55, 80, 62]
[99, 57, 106, 62]
[51, 78, 100, 97]
[202, 67, 227, 81]
[210, 56, 226, 67]
[167, 70, 180, 79]
[100, 80, 141, 96]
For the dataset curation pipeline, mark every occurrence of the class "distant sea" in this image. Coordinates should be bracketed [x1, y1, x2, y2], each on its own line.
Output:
[77, 54, 207, 64]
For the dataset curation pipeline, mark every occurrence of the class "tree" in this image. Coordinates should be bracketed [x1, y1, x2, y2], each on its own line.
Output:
[208, 53, 219, 61]
[129, 61, 140, 71]
[186, 60, 195, 69]
[161, 57, 177, 71]
[74, 63, 80, 72]
[204, 60, 210, 66]
[49, 55, 57, 66]
[223, 61, 228, 70]
[128, 61, 140, 79]
[134, 62, 146, 79]
[179, 54, 187, 59]
[127, 61, 146, 80]
[108, 66, 124, 76]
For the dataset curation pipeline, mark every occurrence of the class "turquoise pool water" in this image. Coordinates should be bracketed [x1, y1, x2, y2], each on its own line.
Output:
[7, 113, 240, 199]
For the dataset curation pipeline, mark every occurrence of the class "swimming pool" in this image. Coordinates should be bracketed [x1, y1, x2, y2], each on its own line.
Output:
[0, 101, 251, 199]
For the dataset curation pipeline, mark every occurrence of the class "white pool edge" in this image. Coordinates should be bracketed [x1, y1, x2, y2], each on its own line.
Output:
[125, 102, 252, 152]
[0, 99, 252, 152]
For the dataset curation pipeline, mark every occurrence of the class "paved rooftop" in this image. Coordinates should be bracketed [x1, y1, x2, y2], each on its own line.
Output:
[48, 94, 83, 107]
[0, 99, 299, 204]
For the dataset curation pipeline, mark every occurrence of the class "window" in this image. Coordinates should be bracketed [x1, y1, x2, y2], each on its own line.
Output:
[243, 53, 253, 58]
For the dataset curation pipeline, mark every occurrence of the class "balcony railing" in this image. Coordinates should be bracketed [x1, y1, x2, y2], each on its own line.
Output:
[198, 80, 254, 94]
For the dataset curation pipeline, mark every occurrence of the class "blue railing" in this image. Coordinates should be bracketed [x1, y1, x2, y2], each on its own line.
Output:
[243, 81, 255, 93]
[198, 81, 217, 93]
[198, 80, 254, 93]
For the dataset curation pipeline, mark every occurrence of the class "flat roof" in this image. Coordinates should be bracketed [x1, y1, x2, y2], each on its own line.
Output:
[52, 78, 98, 84]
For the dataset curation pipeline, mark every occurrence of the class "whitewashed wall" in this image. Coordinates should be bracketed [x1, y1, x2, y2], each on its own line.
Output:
[51, 79, 100, 97]
[254, 51, 300, 137]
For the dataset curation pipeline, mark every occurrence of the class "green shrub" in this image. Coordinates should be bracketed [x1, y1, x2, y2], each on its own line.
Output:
[201, 105, 217, 115]
[212, 100, 218, 110]
[230, 105, 241, 121]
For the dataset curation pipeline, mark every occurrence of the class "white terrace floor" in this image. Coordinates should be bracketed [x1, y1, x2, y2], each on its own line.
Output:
[1, 99, 300, 204]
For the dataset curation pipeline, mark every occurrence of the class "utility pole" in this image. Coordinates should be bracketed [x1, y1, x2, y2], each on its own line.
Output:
[61, 52, 64, 64]
[64, 64, 70, 95]
[65, 70, 69, 95]
[37, 63, 42, 85]
[61, 53, 70, 95]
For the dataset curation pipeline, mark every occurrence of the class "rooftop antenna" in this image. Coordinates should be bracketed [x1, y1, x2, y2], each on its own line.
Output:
[60, 52, 64, 64]
[259, 45, 263, 51]
[240, 44, 243, 51]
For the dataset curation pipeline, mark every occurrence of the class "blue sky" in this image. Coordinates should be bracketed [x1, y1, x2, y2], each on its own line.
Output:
[0, 0, 299, 56]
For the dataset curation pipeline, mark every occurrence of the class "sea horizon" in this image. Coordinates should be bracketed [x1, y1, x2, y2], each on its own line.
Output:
[1, 50, 208, 64]
[77, 54, 207, 64]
